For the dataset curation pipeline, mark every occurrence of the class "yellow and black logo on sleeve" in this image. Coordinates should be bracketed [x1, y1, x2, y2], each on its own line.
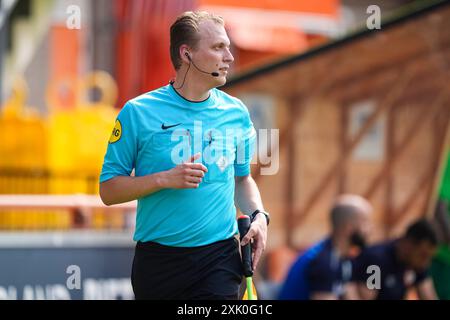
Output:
[109, 120, 122, 144]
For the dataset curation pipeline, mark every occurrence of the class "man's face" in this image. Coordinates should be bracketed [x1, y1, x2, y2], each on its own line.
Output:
[349, 210, 372, 249]
[192, 20, 234, 87]
[406, 241, 437, 272]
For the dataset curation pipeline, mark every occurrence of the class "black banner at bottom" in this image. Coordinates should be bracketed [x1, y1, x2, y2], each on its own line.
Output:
[1, 300, 448, 319]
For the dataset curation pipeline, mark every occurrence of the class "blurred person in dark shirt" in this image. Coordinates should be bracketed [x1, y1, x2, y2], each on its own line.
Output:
[351, 219, 438, 300]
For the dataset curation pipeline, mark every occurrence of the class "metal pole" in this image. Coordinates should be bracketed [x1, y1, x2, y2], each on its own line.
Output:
[0, 0, 17, 106]
[0, 0, 5, 105]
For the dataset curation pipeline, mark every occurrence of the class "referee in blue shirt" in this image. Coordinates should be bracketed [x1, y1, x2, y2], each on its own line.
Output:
[99, 11, 269, 300]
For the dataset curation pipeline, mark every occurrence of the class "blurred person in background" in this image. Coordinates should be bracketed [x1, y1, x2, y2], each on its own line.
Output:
[351, 219, 438, 300]
[99, 11, 269, 300]
[278, 194, 373, 300]
[431, 200, 450, 300]
[433, 200, 450, 246]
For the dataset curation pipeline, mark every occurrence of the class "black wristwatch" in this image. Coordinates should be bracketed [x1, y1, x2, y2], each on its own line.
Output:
[251, 209, 270, 226]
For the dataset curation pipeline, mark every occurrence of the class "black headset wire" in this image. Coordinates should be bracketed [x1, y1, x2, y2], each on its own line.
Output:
[173, 61, 191, 90]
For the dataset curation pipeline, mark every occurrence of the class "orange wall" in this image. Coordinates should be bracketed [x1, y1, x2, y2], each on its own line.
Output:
[49, 25, 81, 110]
[198, 0, 339, 16]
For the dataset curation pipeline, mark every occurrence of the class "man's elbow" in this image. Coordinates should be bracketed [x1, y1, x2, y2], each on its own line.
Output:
[99, 183, 114, 206]
[235, 174, 252, 184]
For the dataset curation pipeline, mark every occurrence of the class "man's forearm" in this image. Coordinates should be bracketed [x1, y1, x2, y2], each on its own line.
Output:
[100, 173, 165, 206]
[235, 175, 268, 270]
[234, 176, 264, 214]
[417, 278, 438, 300]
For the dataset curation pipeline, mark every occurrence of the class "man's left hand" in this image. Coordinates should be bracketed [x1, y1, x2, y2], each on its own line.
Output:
[240, 213, 268, 271]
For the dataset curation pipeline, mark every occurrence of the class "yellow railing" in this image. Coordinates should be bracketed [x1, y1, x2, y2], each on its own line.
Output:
[1, 71, 120, 230]
[0, 195, 136, 231]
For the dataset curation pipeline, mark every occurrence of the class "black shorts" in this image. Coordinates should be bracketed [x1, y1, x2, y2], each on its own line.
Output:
[131, 237, 243, 300]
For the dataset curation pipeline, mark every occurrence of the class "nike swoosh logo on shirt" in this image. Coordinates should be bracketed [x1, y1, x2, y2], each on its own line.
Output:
[161, 123, 182, 130]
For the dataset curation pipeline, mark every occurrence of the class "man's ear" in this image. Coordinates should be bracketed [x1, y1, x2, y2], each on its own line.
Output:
[179, 46, 191, 64]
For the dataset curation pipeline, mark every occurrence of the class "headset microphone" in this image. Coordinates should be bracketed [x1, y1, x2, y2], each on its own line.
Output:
[185, 53, 220, 77]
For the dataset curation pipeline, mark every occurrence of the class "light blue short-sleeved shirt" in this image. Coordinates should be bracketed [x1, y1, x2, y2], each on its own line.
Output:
[100, 84, 256, 247]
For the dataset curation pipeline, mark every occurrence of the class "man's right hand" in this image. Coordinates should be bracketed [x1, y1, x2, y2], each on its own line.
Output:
[159, 153, 208, 189]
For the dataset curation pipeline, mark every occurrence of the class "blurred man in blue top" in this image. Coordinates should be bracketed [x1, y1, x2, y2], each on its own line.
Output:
[278, 195, 372, 300]
[99, 11, 269, 300]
